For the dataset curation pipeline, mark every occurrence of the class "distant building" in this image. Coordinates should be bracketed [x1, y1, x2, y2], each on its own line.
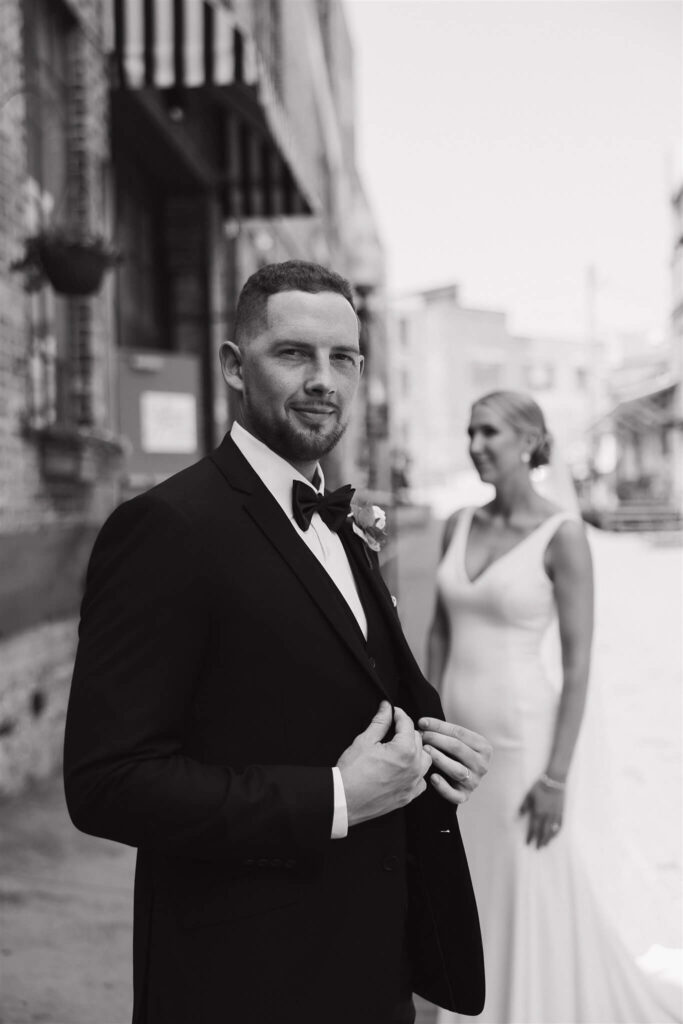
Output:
[390, 285, 517, 489]
[588, 339, 678, 509]
[512, 333, 603, 479]
[671, 177, 683, 507]
[389, 284, 598, 494]
[0, 0, 384, 792]
[585, 172, 683, 517]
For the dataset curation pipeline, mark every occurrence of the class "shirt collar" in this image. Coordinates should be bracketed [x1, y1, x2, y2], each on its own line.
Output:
[230, 421, 324, 520]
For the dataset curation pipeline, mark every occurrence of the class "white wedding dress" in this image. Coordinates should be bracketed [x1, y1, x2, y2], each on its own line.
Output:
[436, 507, 681, 1024]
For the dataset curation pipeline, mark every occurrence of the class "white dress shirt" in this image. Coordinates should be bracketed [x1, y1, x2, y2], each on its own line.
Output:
[231, 421, 362, 838]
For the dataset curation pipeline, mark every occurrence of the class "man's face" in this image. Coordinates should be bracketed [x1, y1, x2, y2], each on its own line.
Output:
[223, 290, 364, 469]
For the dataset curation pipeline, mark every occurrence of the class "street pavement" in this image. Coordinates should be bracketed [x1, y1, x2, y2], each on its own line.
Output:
[0, 520, 680, 1024]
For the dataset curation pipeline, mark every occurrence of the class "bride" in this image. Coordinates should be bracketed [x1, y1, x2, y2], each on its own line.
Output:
[428, 389, 680, 1023]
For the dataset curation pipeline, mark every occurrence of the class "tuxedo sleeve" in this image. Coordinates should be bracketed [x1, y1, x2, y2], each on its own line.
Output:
[63, 493, 333, 862]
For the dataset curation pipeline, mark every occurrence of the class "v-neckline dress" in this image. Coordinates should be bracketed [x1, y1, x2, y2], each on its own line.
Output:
[435, 506, 680, 1024]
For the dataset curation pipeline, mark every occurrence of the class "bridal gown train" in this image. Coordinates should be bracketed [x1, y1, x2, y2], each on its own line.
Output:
[436, 507, 681, 1024]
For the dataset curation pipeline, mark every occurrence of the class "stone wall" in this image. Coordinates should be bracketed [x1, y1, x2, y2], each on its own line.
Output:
[0, 619, 78, 795]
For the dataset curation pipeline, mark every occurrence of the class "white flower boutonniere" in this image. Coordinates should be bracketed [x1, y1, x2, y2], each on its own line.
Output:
[350, 502, 387, 553]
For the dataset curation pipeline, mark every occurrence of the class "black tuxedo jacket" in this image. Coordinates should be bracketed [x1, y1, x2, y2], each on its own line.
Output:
[64, 435, 484, 1024]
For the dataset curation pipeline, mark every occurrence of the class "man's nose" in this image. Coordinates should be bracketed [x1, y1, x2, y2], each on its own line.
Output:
[469, 434, 483, 454]
[305, 358, 336, 395]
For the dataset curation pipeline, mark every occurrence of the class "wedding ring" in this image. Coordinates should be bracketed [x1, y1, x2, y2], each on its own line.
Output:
[462, 767, 471, 781]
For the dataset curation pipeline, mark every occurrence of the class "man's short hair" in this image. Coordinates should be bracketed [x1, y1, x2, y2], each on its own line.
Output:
[234, 260, 357, 345]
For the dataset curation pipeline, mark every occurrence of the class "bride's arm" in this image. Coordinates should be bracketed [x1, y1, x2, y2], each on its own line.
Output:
[545, 520, 595, 785]
[426, 511, 460, 694]
[427, 592, 450, 695]
[520, 520, 594, 848]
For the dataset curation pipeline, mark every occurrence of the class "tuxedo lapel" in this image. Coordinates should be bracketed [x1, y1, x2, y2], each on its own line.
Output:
[340, 522, 439, 708]
[209, 436, 388, 700]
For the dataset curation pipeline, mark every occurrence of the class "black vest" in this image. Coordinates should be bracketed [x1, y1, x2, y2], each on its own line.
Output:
[332, 549, 406, 706]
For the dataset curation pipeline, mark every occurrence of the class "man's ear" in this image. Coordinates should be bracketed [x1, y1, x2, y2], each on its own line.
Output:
[219, 342, 244, 393]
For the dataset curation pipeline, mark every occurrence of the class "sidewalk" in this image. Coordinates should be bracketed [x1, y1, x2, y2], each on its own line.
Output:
[0, 521, 680, 1024]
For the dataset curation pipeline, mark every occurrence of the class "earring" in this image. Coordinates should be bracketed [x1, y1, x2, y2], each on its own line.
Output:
[521, 452, 531, 464]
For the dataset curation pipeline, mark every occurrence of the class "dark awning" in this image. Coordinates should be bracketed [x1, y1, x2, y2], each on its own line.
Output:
[112, 0, 319, 217]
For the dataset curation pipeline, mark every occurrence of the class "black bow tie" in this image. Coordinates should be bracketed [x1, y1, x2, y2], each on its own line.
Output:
[292, 480, 355, 533]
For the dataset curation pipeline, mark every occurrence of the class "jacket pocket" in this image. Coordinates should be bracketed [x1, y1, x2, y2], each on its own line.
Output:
[165, 868, 304, 930]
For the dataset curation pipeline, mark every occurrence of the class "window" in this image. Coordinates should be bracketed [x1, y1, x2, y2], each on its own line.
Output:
[525, 363, 555, 391]
[116, 159, 169, 351]
[575, 367, 588, 390]
[256, 0, 282, 97]
[22, 0, 74, 428]
[471, 362, 501, 392]
[24, 0, 71, 214]
[399, 318, 410, 350]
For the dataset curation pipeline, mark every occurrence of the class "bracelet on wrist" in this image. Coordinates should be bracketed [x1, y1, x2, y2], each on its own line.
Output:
[539, 772, 566, 791]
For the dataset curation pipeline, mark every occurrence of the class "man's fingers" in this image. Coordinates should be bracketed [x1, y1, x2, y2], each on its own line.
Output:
[363, 700, 393, 742]
[418, 718, 490, 754]
[393, 706, 416, 739]
[420, 731, 475, 770]
[430, 773, 467, 804]
[417, 729, 485, 770]
[423, 745, 470, 786]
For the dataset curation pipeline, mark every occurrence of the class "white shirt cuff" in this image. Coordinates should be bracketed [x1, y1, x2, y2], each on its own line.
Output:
[330, 766, 349, 839]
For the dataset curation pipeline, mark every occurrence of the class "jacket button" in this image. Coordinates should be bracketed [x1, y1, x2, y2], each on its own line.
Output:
[382, 855, 399, 872]
[369, 657, 377, 670]
[256, 858, 269, 868]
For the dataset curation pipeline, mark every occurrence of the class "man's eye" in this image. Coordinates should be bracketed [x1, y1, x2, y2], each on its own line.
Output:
[333, 353, 356, 364]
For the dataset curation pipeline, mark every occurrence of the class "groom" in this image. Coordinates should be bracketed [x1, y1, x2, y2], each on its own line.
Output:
[64, 261, 490, 1024]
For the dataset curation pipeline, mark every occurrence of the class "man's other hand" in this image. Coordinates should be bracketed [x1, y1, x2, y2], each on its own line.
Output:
[417, 719, 492, 805]
[337, 702, 432, 828]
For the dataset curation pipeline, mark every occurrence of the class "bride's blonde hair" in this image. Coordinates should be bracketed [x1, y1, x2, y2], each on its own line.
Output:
[472, 390, 553, 469]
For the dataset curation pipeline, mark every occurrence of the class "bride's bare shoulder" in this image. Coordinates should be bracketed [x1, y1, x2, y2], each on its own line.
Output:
[538, 496, 566, 517]
[440, 506, 472, 554]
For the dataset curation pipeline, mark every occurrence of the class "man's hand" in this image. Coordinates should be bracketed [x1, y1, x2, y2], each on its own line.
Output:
[337, 702, 432, 827]
[417, 719, 492, 805]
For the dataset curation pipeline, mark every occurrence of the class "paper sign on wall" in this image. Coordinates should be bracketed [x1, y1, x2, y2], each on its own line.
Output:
[140, 391, 198, 454]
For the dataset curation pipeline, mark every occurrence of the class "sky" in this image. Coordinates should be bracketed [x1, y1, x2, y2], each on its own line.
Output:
[344, 0, 682, 342]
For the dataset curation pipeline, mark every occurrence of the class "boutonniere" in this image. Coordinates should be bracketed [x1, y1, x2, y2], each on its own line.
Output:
[349, 502, 387, 553]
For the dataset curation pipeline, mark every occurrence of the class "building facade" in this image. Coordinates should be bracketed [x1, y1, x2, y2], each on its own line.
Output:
[389, 284, 597, 497]
[670, 177, 683, 508]
[0, 0, 385, 793]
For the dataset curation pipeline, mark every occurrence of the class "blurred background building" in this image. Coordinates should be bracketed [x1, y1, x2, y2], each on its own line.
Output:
[388, 283, 600, 501]
[0, 0, 388, 793]
[585, 184, 683, 528]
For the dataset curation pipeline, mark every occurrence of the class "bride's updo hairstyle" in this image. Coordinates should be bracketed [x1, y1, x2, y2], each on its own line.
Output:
[473, 390, 553, 469]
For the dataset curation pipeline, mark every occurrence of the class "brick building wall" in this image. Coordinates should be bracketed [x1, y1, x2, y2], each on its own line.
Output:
[0, 0, 116, 794]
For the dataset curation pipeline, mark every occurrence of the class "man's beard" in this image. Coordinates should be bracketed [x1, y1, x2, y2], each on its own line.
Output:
[244, 400, 348, 464]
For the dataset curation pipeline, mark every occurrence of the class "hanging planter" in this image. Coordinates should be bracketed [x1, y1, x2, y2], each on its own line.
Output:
[11, 228, 122, 296]
[35, 424, 129, 485]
